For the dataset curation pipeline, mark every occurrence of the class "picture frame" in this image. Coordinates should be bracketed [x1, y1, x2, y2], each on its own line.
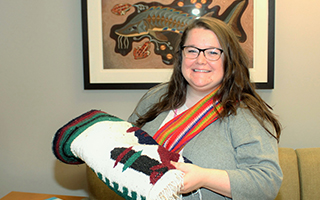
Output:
[82, 0, 275, 89]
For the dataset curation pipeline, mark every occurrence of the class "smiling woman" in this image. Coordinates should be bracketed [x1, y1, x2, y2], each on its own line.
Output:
[129, 17, 283, 200]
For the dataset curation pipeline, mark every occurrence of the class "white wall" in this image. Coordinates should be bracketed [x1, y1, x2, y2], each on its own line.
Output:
[266, 0, 320, 148]
[0, 0, 319, 198]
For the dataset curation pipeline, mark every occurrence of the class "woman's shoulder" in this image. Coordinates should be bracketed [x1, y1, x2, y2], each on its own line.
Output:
[227, 106, 276, 139]
[133, 83, 168, 112]
[128, 83, 168, 122]
[227, 106, 263, 129]
[141, 83, 169, 102]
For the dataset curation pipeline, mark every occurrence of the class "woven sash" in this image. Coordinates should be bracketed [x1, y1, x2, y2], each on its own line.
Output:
[153, 86, 223, 153]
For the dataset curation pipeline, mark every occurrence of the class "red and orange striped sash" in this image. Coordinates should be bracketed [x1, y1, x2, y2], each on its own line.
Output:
[153, 86, 223, 153]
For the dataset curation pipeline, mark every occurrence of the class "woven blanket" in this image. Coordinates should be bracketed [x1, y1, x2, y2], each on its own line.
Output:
[52, 110, 190, 200]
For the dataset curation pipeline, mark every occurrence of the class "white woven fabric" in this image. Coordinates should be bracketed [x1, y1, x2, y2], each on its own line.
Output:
[70, 120, 184, 200]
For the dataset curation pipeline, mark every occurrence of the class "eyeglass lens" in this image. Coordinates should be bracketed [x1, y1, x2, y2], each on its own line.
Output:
[183, 46, 223, 61]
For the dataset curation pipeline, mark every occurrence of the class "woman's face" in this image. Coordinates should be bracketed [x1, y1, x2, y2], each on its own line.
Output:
[181, 27, 224, 94]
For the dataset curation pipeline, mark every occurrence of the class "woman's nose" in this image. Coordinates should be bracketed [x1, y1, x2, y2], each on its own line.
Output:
[196, 51, 207, 64]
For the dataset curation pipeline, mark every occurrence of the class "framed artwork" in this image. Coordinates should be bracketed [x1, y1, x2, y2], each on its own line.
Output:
[82, 0, 275, 89]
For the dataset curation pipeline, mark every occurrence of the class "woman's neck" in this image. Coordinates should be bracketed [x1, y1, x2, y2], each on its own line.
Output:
[185, 85, 212, 108]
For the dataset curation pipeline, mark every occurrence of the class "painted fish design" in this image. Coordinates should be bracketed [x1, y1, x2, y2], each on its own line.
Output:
[115, 6, 194, 41]
[110, 0, 249, 65]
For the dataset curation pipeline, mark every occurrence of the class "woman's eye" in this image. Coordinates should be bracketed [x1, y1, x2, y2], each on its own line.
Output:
[207, 50, 218, 55]
[187, 49, 198, 53]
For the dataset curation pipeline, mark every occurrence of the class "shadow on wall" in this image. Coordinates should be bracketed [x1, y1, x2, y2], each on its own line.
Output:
[54, 160, 89, 194]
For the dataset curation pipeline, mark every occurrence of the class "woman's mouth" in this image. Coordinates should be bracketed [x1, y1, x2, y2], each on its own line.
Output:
[193, 69, 211, 73]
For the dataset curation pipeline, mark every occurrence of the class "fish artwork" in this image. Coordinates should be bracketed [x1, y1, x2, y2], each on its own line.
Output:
[109, 0, 249, 65]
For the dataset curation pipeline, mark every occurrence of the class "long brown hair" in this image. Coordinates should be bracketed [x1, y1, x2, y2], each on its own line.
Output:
[135, 17, 281, 141]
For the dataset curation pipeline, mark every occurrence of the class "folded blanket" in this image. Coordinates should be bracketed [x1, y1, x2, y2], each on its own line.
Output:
[52, 110, 189, 200]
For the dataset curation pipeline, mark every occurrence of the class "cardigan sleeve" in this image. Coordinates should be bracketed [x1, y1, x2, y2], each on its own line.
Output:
[225, 108, 283, 200]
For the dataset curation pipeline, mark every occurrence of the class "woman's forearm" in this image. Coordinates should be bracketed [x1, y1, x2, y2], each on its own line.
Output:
[201, 168, 231, 198]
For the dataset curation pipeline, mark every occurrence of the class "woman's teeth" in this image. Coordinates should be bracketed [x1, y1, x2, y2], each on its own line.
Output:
[193, 69, 210, 72]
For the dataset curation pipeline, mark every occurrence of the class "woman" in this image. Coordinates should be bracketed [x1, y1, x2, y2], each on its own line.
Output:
[128, 17, 282, 200]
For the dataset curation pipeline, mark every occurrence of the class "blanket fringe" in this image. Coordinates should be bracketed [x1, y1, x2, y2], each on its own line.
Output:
[148, 169, 184, 200]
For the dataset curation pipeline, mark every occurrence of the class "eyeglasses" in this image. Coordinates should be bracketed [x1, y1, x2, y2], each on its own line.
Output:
[182, 46, 224, 61]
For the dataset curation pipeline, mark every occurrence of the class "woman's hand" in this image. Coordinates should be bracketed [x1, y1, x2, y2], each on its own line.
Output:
[170, 161, 206, 193]
[171, 161, 232, 198]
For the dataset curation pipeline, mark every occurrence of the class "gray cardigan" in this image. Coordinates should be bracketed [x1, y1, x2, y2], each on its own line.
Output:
[128, 84, 283, 200]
